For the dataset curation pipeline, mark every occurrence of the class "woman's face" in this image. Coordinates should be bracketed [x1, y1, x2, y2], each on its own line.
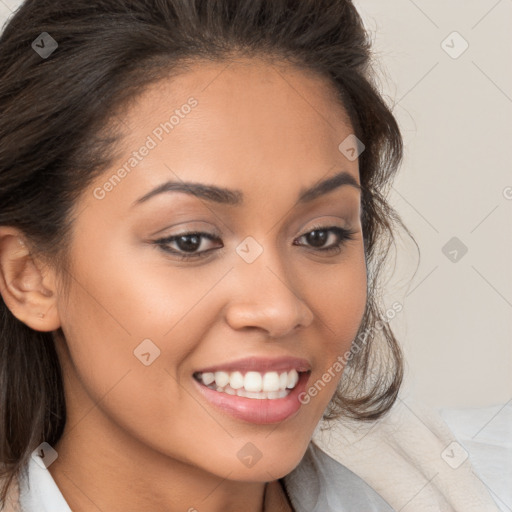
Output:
[53, 57, 367, 482]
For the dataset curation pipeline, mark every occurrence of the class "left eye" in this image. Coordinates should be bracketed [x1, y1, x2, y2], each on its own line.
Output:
[153, 225, 357, 261]
[294, 226, 356, 252]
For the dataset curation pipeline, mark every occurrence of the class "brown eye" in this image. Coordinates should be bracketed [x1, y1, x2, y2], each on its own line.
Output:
[152, 225, 357, 262]
[175, 234, 202, 252]
[304, 229, 330, 248]
[294, 226, 357, 254]
[153, 231, 222, 260]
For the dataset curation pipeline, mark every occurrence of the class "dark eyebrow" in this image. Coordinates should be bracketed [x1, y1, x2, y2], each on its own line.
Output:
[297, 171, 361, 203]
[132, 170, 361, 208]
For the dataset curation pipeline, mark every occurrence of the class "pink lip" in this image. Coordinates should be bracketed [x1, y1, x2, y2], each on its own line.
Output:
[194, 356, 312, 374]
[193, 370, 311, 424]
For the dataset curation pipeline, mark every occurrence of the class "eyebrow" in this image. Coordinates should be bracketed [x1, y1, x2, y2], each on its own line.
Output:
[132, 170, 361, 208]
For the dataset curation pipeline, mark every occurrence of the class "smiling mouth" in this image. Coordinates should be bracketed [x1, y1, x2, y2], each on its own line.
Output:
[193, 369, 309, 400]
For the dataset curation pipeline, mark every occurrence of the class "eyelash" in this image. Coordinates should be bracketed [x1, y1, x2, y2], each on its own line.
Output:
[153, 224, 357, 262]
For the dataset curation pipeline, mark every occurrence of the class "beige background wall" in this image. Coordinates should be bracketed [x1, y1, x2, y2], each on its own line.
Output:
[352, 0, 512, 408]
[1, 0, 511, 408]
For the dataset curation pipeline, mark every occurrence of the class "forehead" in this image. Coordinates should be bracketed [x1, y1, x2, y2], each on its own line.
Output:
[122, 55, 353, 131]
[88, 57, 360, 213]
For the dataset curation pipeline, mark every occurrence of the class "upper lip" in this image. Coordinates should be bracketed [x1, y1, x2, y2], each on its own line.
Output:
[194, 356, 312, 374]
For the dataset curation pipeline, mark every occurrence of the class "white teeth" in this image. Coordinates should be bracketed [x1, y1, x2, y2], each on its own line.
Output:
[196, 368, 304, 398]
[262, 372, 280, 392]
[245, 390, 266, 399]
[286, 369, 299, 389]
[214, 371, 230, 388]
[244, 371, 262, 392]
[229, 371, 244, 390]
[202, 372, 215, 386]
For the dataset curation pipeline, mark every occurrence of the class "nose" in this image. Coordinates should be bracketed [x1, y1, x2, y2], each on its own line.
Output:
[223, 250, 314, 338]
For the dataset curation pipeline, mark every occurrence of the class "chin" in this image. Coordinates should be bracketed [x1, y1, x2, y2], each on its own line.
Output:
[216, 441, 310, 482]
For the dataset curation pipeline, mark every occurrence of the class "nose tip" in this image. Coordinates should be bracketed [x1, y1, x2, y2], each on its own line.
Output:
[223, 263, 314, 338]
[226, 300, 312, 339]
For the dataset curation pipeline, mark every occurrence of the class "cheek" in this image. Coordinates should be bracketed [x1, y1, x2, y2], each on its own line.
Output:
[55, 259, 227, 455]
[309, 247, 368, 347]
[59, 234, 224, 344]
[54, 241, 174, 398]
[300, 247, 367, 404]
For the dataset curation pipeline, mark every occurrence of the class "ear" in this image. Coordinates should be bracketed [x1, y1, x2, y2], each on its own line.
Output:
[0, 226, 61, 332]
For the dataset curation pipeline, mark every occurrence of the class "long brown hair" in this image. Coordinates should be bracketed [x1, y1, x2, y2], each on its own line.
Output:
[0, 0, 413, 506]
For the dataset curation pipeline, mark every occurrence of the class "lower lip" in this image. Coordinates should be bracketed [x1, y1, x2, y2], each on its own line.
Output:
[193, 372, 311, 425]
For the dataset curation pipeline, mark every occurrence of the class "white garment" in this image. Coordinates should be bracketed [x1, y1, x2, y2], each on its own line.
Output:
[284, 442, 396, 511]
[311, 397, 502, 512]
[18, 457, 71, 512]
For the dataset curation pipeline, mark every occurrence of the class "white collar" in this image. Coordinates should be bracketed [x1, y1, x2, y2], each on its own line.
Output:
[18, 454, 72, 512]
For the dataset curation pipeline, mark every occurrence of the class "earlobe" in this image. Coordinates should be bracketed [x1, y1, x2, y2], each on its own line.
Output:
[0, 226, 61, 332]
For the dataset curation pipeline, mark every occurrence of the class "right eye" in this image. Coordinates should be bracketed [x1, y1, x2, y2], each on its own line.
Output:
[153, 231, 223, 261]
